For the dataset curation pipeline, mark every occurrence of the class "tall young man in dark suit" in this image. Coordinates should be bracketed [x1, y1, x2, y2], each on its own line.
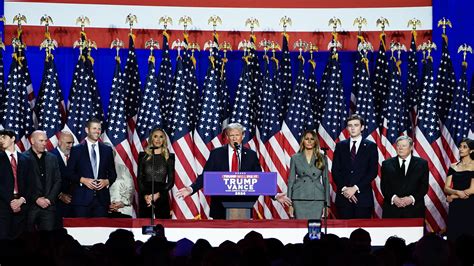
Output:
[24, 130, 61, 231]
[68, 118, 117, 217]
[332, 114, 378, 219]
[177, 123, 262, 219]
[51, 131, 75, 223]
[381, 136, 429, 218]
[0, 129, 32, 239]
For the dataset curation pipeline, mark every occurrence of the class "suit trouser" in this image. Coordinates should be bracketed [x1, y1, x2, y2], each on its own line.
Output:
[337, 205, 372, 219]
[0, 210, 27, 239]
[73, 197, 107, 218]
[27, 207, 57, 231]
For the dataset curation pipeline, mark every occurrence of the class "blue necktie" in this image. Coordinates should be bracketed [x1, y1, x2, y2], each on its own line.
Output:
[91, 144, 98, 179]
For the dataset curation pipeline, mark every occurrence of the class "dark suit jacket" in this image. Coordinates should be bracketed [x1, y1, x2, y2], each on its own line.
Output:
[68, 142, 117, 206]
[381, 156, 429, 218]
[191, 145, 262, 219]
[332, 138, 378, 208]
[51, 148, 73, 195]
[0, 151, 32, 210]
[24, 149, 62, 210]
[0, 151, 32, 239]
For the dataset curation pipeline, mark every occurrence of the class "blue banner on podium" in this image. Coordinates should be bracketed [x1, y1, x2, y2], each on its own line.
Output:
[203, 172, 277, 196]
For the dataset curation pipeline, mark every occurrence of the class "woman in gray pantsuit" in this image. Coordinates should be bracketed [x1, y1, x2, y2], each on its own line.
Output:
[287, 130, 330, 219]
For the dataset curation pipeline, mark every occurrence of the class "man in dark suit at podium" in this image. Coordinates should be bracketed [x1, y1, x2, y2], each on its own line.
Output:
[177, 123, 262, 219]
[332, 114, 378, 219]
[381, 136, 428, 218]
[68, 118, 117, 217]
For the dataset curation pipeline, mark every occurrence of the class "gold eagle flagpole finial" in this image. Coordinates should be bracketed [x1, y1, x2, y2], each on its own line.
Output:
[293, 39, 308, 58]
[75, 15, 90, 33]
[40, 14, 53, 34]
[280, 16, 292, 34]
[159, 16, 173, 31]
[110, 38, 124, 59]
[13, 13, 27, 31]
[208, 15, 222, 34]
[458, 43, 472, 66]
[407, 18, 421, 31]
[126, 13, 138, 35]
[245, 17, 259, 35]
[179, 15, 193, 33]
[353, 17, 367, 36]
[437, 17, 452, 35]
[376, 17, 389, 34]
[0, 16, 6, 50]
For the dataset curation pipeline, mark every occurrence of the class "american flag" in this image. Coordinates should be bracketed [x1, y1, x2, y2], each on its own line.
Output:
[247, 34, 262, 152]
[353, 51, 384, 218]
[381, 58, 409, 157]
[308, 56, 321, 127]
[35, 54, 65, 150]
[65, 32, 104, 142]
[372, 34, 390, 125]
[13, 29, 35, 113]
[436, 36, 457, 124]
[182, 33, 201, 132]
[255, 55, 287, 219]
[0, 47, 5, 126]
[157, 31, 174, 134]
[413, 55, 448, 232]
[193, 50, 224, 219]
[350, 35, 364, 114]
[230, 57, 255, 144]
[135, 54, 164, 149]
[442, 62, 472, 162]
[470, 74, 474, 139]
[277, 33, 292, 118]
[406, 32, 421, 135]
[168, 55, 200, 219]
[317, 44, 348, 210]
[102, 55, 137, 217]
[438, 35, 458, 170]
[122, 34, 142, 175]
[2, 50, 35, 151]
[212, 33, 231, 125]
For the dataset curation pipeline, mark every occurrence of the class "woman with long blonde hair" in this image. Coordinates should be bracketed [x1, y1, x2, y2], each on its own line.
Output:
[287, 130, 329, 219]
[137, 128, 175, 218]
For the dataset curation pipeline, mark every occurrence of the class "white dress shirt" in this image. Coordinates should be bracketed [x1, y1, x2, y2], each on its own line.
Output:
[86, 139, 100, 178]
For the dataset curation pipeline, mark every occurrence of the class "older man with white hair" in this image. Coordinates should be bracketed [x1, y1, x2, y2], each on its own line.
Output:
[381, 135, 429, 218]
[24, 130, 61, 231]
[177, 123, 263, 219]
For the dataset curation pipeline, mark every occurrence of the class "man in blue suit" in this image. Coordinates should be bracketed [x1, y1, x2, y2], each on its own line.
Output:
[68, 118, 117, 217]
[177, 123, 262, 219]
[332, 114, 378, 219]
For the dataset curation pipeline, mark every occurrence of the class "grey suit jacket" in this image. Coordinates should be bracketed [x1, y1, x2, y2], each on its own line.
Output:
[287, 152, 330, 203]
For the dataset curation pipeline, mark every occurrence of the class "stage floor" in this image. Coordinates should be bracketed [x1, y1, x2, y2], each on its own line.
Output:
[64, 218, 424, 246]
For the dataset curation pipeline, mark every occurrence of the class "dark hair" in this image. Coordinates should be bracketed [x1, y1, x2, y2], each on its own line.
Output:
[459, 138, 474, 160]
[0, 129, 16, 139]
[86, 117, 102, 128]
[346, 114, 365, 126]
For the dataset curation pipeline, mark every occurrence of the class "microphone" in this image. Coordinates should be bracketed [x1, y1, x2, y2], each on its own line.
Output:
[233, 142, 240, 150]
[149, 146, 161, 150]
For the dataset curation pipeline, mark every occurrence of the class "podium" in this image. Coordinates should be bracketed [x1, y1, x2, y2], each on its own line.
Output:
[204, 172, 277, 220]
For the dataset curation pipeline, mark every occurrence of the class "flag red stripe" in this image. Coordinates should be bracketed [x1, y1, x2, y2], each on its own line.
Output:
[4, 26, 432, 51]
[6, 0, 432, 8]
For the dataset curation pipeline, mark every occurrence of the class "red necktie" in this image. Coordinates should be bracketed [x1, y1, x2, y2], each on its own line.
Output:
[350, 141, 357, 161]
[231, 149, 239, 172]
[10, 154, 18, 194]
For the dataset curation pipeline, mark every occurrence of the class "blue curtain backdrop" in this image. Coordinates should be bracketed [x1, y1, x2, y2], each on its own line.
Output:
[0, 1, 473, 116]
